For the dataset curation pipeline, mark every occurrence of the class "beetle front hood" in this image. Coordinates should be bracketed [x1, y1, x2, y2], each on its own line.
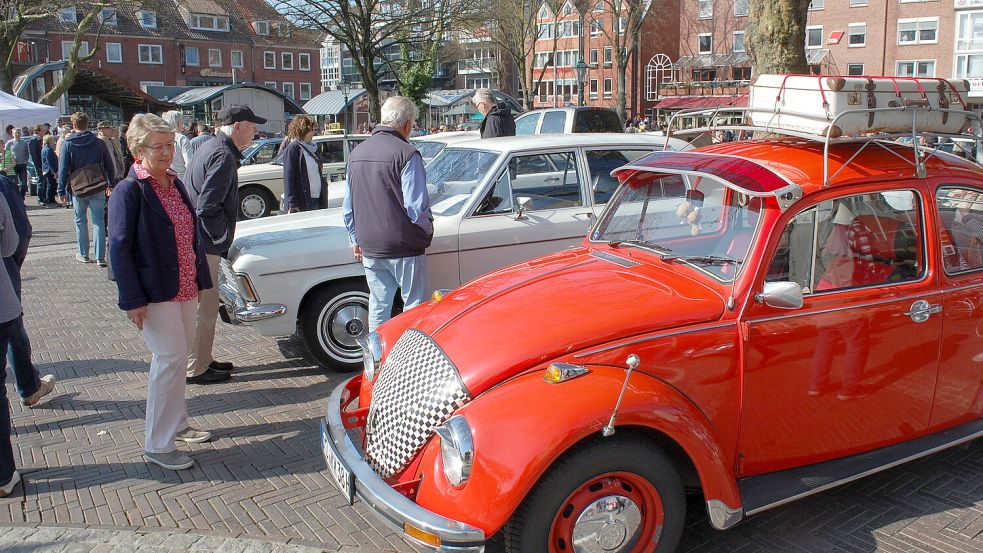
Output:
[406, 247, 726, 394]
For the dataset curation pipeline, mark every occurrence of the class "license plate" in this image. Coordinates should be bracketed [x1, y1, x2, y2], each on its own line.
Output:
[322, 420, 355, 505]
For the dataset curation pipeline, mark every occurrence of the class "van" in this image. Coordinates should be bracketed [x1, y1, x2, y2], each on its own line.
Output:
[514, 107, 623, 135]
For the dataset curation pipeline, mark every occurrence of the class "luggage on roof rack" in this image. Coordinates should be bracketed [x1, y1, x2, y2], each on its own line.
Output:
[749, 74, 971, 137]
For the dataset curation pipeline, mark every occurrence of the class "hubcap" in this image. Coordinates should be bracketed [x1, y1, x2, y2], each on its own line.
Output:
[241, 194, 266, 218]
[571, 496, 641, 552]
[318, 296, 369, 359]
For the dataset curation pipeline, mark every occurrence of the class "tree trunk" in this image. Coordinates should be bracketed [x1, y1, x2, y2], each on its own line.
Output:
[745, 0, 811, 75]
[616, 66, 627, 122]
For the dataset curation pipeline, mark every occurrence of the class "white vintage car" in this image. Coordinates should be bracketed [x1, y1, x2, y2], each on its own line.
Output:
[220, 134, 691, 370]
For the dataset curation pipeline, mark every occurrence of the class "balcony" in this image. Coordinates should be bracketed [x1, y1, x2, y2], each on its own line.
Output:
[657, 80, 750, 97]
[457, 58, 495, 73]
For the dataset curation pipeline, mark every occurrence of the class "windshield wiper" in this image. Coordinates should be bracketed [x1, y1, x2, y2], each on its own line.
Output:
[660, 254, 741, 266]
[608, 239, 672, 254]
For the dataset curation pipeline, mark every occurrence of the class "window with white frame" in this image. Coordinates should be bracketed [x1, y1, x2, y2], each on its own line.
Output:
[264, 81, 277, 90]
[564, 2, 573, 15]
[618, 16, 627, 34]
[282, 52, 294, 70]
[231, 50, 243, 68]
[299, 53, 311, 71]
[734, 0, 749, 16]
[139, 44, 163, 64]
[955, 11, 983, 81]
[809, 0, 823, 10]
[590, 19, 603, 36]
[698, 33, 712, 54]
[896, 60, 935, 77]
[848, 23, 866, 47]
[847, 63, 864, 76]
[189, 14, 230, 32]
[277, 22, 292, 37]
[594, 0, 604, 10]
[208, 48, 222, 67]
[137, 11, 157, 29]
[806, 26, 823, 48]
[539, 5, 550, 18]
[300, 82, 313, 100]
[264, 51, 276, 69]
[589, 78, 598, 97]
[733, 31, 745, 53]
[61, 41, 90, 60]
[106, 43, 122, 63]
[185, 47, 199, 66]
[140, 81, 164, 93]
[59, 7, 76, 23]
[589, 48, 598, 65]
[100, 8, 118, 25]
[603, 77, 613, 97]
[850, 0, 867, 5]
[698, 0, 712, 18]
[898, 17, 938, 45]
[604, 46, 613, 65]
[282, 82, 295, 99]
[255, 21, 270, 35]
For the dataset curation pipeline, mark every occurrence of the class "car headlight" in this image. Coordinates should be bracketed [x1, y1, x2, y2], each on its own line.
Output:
[234, 273, 259, 303]
[357, 332, 383, 382]
[434, 415, 473, 488]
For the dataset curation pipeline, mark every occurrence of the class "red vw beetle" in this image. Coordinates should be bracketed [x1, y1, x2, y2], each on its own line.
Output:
[321, 96, 983, 552]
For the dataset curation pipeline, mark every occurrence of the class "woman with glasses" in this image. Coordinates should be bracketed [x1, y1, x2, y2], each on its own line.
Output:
[108, 113, 214, 471]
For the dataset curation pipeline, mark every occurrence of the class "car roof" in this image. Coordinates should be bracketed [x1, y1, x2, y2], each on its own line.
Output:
[517, 107, 617, 115]
[688, 138, 983, 195]
[444, 133, 684, 153]
[313, 133, 371, 143]
[410, 131, 479, 145]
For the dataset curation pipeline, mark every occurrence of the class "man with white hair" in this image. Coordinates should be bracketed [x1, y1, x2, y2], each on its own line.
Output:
[472, 88, 515, 139]
[343, 96, 433, 331]
[161, 111, 194, 181]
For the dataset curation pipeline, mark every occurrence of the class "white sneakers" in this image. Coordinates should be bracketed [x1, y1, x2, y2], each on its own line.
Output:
[175, 427, 212, 443]
[0, 471, 21, 498]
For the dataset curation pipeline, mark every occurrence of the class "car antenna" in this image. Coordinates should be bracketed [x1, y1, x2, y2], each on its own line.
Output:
[602, 354, 639, 437]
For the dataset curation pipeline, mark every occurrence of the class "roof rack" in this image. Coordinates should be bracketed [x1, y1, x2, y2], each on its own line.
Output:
[664, 104, 983, 187]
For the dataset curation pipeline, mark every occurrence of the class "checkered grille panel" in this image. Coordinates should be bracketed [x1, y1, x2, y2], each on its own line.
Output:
[364, 329, 471, 477]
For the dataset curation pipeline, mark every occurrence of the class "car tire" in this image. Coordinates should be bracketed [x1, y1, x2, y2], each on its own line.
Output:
[300, 281, 371, 372]
[504, 436, 685, 553]
[238, 185, 275, 220]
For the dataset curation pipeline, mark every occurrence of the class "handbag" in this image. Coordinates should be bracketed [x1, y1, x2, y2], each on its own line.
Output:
[68, 163, 108, 197]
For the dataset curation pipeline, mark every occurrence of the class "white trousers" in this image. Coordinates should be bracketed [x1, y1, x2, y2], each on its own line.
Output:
[141, 300, 197, 453]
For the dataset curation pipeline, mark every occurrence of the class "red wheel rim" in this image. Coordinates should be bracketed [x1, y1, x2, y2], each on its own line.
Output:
[549, 471, 664, 553]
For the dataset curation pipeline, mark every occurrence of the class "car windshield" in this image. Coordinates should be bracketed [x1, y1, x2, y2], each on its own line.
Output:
[591, 172, 762, 281]
[426, 148, 500, 217]
[414, 141, 445, 163]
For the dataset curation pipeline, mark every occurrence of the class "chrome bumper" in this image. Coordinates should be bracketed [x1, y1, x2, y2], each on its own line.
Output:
[323, 377, 486, 552]
[216, 265, 286, 325]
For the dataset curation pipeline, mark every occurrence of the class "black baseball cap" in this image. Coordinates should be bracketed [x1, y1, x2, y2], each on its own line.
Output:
[217, 105, 267, 125]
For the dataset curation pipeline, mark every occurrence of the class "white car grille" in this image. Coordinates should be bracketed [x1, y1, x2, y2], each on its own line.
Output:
[364, 329, 471, 477]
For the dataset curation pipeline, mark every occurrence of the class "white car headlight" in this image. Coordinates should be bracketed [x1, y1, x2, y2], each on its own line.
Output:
[357, 332, 383, 382]
[435, 415, 473, 488]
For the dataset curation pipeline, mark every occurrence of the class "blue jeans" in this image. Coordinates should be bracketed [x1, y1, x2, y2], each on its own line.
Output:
[0, 317, 19, 486]
[5, 315, 39, 399]
[362, 255, 427, 332]
[74, 192, 106, 260]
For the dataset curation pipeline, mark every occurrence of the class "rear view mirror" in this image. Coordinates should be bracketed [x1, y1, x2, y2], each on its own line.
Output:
[755, 281, 803, 309]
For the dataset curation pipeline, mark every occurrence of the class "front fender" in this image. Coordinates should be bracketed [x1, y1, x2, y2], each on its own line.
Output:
[412, 365, 742, 535]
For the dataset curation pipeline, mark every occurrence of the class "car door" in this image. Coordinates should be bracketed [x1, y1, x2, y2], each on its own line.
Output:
[456, 149, 594, 283]
[930, 183, 983, 427]
[740, 187, 940, 475]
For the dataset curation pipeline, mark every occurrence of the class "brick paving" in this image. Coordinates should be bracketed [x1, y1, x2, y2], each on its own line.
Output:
[2, 201, 983, 552]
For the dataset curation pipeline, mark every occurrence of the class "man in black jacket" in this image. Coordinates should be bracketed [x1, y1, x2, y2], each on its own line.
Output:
[473, 88, 515, 138]
[183, 105, 265, 384]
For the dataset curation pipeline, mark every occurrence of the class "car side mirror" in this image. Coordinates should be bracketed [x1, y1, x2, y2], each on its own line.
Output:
[755, 281, 803, 309]
[515, 196, 532, 220]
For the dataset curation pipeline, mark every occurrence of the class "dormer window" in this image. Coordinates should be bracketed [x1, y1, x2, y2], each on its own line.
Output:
[100, 8, 118, 25]
[137, 10, 157, 29]
[255, 21, 270, 35]
[59, 7, 77, 24]
[189, 13, 230, 32]
[277, 22, 292, 37]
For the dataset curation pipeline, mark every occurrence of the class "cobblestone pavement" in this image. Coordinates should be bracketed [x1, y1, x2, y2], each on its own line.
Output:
[2, 201, 983, 552]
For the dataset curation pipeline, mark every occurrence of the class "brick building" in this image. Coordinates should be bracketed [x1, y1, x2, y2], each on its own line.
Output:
[18, 0, 321, 107]
[529, 0, 681, 120]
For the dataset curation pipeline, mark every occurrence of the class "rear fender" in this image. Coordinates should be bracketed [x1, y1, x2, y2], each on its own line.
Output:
[412, 365, 742, 535]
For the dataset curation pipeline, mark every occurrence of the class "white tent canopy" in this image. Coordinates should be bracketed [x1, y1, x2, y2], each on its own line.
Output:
[0, 90, 60, 131]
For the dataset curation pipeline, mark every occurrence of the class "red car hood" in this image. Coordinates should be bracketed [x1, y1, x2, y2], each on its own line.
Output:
[406, 247, 726, 395]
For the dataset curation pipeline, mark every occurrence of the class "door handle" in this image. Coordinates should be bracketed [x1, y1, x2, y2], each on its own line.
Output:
[544, 177, 561, 183]
[904, 299, 942, 323]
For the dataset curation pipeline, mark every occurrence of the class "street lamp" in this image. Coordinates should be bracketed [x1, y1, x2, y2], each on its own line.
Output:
[338, 79, 351, 134]
[576, 58, 589, 106]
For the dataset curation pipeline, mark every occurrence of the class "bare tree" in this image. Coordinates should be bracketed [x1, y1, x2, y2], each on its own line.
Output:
[745, 0, 810, 74]
[0, 0, 61, 93]
[594, 0, 656, 122]
[39, 3, 113, 105]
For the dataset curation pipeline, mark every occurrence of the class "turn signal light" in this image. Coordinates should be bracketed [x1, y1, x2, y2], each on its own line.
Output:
[545, 362, 590, 384]
[404, 523, 441, 547]
[431, 288, 452, 302]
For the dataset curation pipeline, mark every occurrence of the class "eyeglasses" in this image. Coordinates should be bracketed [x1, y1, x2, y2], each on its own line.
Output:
[143, 141, 176, 153]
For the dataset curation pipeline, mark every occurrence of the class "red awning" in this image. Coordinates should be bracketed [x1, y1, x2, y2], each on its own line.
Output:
[654, 96, 748, 110]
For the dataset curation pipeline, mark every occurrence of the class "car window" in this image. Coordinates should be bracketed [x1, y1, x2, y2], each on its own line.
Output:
[319, 140, 345, 164]
[573, 109, 623, 133]
[515, 113, 541, 136]
[254, 143, 278, 165]
[937, 187, 983, 274]
[766, 190, 923, 293]
[414, 141, 445, 162]
[540, 111, 567, 134]
[476, 150, 584, 215]
[585, 149, 652, 204]
[426, 148, 500, 217]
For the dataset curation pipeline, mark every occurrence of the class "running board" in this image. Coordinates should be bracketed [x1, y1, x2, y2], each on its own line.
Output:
[738, 417, 983, 517]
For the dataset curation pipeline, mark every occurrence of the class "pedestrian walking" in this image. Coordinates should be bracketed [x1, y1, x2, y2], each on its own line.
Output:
[161, 111, 194, 181]
[4, 128, 30, 198]
[184, 105, 264, 384]
[281, 115, 326, 214]
[109, 114, 214, 471]
[187, 125, 213, 157]
[0, 191, 24, 498]
[343, 96, 433, 331]
[0, 174, 57, 408]
[57, 112, 116, 267]
[28, 126, 44, 202]
[472, 89, 515, 139]
[96, 121, 126, 186]
[39, 136, 58, 206]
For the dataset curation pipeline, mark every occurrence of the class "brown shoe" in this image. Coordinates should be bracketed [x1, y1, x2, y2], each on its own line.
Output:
[23, 375, 56, 407]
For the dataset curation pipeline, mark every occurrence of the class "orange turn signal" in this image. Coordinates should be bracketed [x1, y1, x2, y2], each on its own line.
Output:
[404, 523, 441, 547]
